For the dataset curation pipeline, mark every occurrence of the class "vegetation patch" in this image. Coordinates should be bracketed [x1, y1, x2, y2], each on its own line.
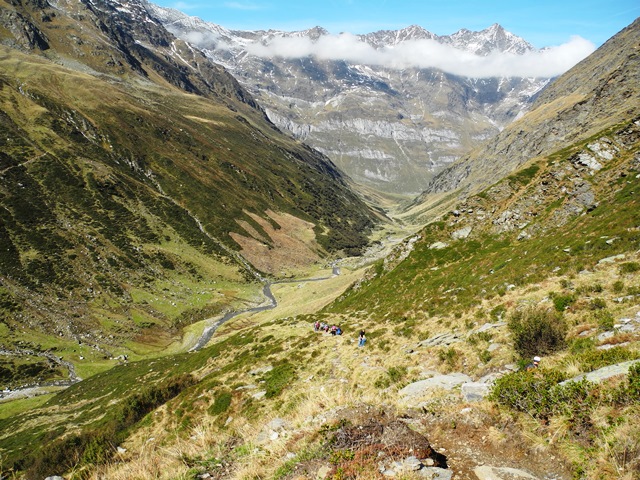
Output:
[507, 306, 567, 359]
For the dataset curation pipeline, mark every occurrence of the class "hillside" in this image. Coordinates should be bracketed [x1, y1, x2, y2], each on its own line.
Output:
[2, 116, 636, 479]
[420, 17, 640, 199]
[0, 0, 377, 395]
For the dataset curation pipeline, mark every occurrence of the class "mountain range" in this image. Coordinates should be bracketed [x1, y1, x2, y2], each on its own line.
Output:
[149, 6, 551, 195]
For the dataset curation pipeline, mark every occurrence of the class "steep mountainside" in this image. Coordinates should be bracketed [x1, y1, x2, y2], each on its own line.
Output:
[421, 17, 640, 198]
[0, 0, 376, 381]
[148, 6, 549, 195]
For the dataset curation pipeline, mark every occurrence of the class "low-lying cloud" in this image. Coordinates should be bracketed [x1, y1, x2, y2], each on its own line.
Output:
[244, 33, 595, 78]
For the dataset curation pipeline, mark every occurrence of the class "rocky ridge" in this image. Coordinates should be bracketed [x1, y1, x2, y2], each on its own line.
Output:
[421, 17, 640, 198]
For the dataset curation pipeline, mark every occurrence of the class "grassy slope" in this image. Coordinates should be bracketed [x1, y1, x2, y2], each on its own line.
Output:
[0, 38, 377, 389]
[1, 120, 638, 479]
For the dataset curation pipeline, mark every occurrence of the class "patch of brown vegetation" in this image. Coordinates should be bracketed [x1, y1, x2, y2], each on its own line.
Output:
[230, 210, 323, 276]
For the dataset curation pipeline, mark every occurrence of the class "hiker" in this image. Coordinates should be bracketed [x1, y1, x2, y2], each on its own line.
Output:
[525, 356, 541, 371]
[330, 325, 338, 335]
[336, 326, 342, 335]
[358, 330, 366, 347]
[314, 321, 320, 331]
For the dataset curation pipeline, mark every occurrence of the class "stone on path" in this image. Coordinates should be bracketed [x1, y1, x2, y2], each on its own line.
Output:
[461, 382, 491, 402]
[474, 466, 539, 480]
[399, 373, 472, 401]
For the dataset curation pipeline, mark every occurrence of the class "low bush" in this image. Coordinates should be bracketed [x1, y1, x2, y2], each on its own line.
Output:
[550, 292, 576, 312]
[577, 347, 638, 372]
[489, 369, 568, 420]
[618, 262, 640, 274]
[491, 364, 640, 423]
[508, 306, 567, 359]
[209, 390, 232, 415]
[263, 362, 296, 398]
[374, 366, 408, 389]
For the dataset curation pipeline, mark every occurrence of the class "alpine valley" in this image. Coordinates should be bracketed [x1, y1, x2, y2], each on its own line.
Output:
[0, 1, 639, 480]
[149, 6, 550, 196]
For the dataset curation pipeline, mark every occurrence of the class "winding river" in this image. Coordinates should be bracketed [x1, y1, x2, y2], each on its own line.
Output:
[189, 266, 340, 351]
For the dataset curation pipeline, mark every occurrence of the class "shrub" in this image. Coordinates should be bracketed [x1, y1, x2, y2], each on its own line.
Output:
[209, 391, 232, 415]
[263, 362, 296, 398]
[570, 337, 595, 355]
[374, 366, 408, 388]
[594, 309, 614, 331]
[619, 262, 640, 274]
[550, 292, 576, 312]
[589, 298, 607, 310]
[438, 347, 459, 369]
[577, 347, 638, 372]
[479, 350, 492, 364]
[612, 280, 625, 293]
[489, 369, 568, 420]
[508, 306, 568, 359]
[490, 304, 506, 322]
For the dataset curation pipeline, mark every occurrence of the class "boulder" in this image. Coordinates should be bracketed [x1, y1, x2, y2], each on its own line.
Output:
[452, 226, 472, 240]
[418, 333, 462, 348]
[399, 373, 472, 400]
[560, 359, 640, 385]
[461, 382, 491, 402]
[474, 466, 539, 480]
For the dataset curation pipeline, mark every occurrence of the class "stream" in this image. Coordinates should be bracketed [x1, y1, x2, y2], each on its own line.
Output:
[189, 266, 340, 351]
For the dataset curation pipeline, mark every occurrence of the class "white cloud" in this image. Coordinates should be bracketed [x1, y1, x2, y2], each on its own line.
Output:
[243, 32, 595, 78]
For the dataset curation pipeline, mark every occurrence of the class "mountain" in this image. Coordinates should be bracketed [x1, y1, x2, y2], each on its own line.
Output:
[420, 17, 640, 198]
[147, 6, 550, 195]
[0, 0, 377, 387]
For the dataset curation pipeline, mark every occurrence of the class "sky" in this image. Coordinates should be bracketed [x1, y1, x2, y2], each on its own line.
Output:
[151, 0, 640, 78]
[151, 0, 639, 48]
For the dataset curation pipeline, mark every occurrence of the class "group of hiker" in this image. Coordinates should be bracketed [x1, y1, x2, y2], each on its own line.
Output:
[313, 322, 367, 347]
[311, 321, 543, 364]
[314, 321, 343, 335]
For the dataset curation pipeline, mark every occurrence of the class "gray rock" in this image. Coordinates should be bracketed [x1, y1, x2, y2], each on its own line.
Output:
[45, 477, 65, 480]
[461, 382, 491, 402]
[598, 253, 626, 264]
[597, 342, 630, 350]
[251, 390, 267, 400]
[418, 333, 462, 347]
[420, 468, 453, 480]
[399, 373, 472, 400]
[597, 331, 615, 341]
[561, 360, 640, 385]
[452, 226, 472, 240]
[474, 466, 539, 480]
[249, 365, 273, 376]
[472, 322, 506, 334]
[317, 465, 332, 479]
[266, 418, 288, 431]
